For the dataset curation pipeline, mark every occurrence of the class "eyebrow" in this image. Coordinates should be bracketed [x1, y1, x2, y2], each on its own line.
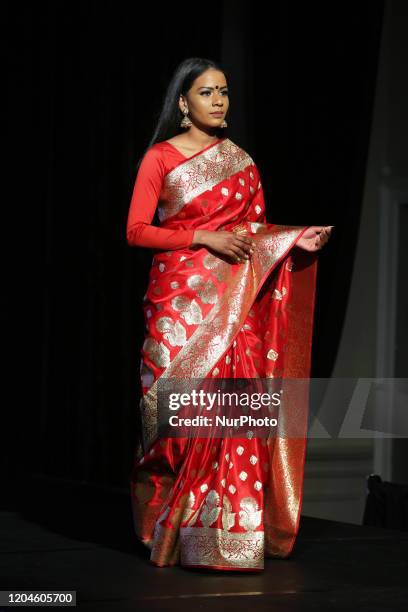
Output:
[197, 85, 228, 90]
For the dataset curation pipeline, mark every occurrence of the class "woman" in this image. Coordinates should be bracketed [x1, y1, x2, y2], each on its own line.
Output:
[126, 57, 332, 572]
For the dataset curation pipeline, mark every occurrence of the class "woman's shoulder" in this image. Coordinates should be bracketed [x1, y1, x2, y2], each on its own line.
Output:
[150, 140, 169, 150]
[135, 144, 168, 180]
[138, 141, 183, 177]
[144, 140, 183, 164]
[138, 141, 176, 169]
[142, 142, 166, 157]
[150, 139, 179, 153]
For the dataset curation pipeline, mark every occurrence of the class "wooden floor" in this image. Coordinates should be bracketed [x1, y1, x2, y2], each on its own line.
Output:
[1, 475, 407, 611]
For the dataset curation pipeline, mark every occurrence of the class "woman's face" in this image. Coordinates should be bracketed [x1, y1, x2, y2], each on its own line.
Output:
[180, 68, 229, 130]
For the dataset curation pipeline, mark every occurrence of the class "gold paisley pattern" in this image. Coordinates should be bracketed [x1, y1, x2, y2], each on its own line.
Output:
[221, 495, 236, 531]
[171, 295, 203, 325]
[169, 493, 190, 527]
[142, 337, 170, 368]
[267, 348, 279, 361]
[203, 253, 229, 283]
[182, 491, 200, 526]
[238, 497, 263, 531]
[272, 286, 287, 300]
[199, 490, 222, 527]
[155, 316, 187, 347]
[187, 274, 219, 304]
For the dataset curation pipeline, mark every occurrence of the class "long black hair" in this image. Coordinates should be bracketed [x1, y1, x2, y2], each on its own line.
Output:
[136, 57, 230, 170]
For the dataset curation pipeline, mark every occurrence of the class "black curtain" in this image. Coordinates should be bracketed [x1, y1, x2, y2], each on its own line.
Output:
[4, 1, 384, 491]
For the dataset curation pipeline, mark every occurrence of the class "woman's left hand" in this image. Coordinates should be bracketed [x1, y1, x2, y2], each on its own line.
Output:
[295, 225, 334, 252]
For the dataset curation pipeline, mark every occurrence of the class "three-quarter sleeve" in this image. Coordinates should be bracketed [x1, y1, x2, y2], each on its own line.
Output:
[126, 147, 196, 250]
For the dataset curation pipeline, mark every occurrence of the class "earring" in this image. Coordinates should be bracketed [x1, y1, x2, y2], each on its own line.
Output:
[180, 109, 192, 128]
[220, 118, 228, 128]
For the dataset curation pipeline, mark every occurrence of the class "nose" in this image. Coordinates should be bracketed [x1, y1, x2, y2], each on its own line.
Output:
[212, 92, 224, 105]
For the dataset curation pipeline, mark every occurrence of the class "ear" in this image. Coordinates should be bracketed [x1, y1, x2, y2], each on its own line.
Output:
[179, 95, 187, 114]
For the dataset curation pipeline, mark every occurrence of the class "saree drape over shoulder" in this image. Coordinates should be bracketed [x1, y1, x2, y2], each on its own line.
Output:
[127, 137, 318, 571]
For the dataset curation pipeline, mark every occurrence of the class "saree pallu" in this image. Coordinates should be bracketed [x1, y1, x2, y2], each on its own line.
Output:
[130, 138, 318, 571]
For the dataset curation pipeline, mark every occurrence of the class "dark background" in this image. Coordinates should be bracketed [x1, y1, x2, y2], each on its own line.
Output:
[4, 0, 384, 490]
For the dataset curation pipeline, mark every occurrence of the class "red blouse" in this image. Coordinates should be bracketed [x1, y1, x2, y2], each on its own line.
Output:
[126, 141, 197, 250]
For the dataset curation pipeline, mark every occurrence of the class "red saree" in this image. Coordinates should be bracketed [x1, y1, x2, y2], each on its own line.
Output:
[128, 136, 318, 571]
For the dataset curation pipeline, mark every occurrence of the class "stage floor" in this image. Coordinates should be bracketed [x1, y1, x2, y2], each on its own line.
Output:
[1, 477, 407, 611]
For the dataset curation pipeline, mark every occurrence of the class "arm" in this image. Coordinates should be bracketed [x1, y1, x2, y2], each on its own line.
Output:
[126, 147, 196, 250]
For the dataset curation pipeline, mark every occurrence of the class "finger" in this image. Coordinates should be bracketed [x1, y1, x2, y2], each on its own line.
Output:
[234, 238, 254, 255]
[233, 246, 250, 260]
[236, 236, 256, 249]
[235, 235, 254, 243]
[229, 249, 243, 262]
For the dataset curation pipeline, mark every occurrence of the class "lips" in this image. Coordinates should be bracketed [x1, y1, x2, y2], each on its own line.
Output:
[210, 112, 224, 116]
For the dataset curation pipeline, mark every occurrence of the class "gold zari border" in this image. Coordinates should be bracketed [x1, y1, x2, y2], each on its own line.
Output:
[158, 138, 254, 221]
[179, 526, 264, 569]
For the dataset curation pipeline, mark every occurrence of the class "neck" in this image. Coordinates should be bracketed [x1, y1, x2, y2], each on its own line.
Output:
[184, 126, 220, 147]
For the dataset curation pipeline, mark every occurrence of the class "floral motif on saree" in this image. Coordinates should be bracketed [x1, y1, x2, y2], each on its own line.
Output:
[130, 137, 318, 571]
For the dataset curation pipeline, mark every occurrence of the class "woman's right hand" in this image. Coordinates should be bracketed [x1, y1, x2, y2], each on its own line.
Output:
[192, 229, 256, 263]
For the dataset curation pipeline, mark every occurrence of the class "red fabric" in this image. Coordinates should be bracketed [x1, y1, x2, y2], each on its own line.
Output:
[129, 137, 319, 570]
[126, 144, 196, 250]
